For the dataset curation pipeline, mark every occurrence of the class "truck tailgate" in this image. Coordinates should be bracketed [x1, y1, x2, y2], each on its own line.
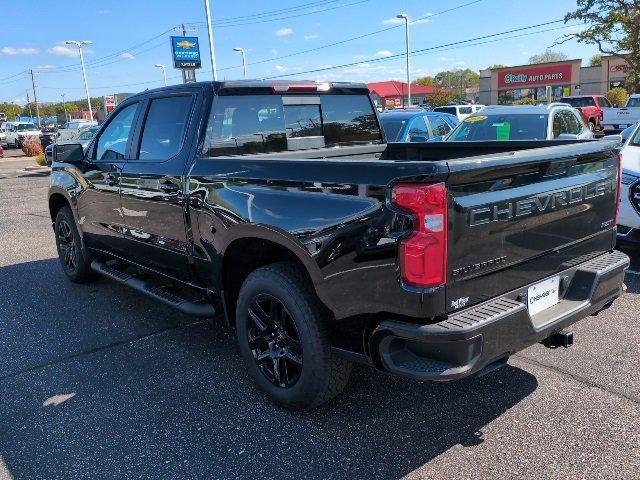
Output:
[445, 141, 619, 312]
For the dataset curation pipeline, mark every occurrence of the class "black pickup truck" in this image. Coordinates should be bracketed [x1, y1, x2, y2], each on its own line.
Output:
[49, 80, 628, 409]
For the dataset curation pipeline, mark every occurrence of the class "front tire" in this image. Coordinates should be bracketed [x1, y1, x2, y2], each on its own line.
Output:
[236, 262, 352, 410]
[54, 206, 96, 283]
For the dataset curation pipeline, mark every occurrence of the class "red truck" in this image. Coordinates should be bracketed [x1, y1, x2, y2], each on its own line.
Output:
[560, 95, 613, 132]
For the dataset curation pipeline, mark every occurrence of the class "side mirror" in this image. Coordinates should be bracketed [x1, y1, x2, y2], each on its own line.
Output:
[53, 143, 84, 164]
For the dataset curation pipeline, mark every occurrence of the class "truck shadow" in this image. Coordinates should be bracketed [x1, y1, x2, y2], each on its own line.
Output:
[0, 259, 538, 480]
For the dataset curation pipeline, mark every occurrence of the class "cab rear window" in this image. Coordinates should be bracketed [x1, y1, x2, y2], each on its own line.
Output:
[201, 94, 382, 156]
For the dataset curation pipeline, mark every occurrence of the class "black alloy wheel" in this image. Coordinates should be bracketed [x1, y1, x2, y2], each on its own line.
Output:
[246, 293, 303, 388]
[57, 219, 77, 273]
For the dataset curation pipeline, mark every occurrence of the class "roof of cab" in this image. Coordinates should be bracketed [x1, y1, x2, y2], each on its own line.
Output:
[127, 80, 370, 100]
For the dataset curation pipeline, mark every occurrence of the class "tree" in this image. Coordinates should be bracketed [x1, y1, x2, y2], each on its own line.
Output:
[485, 64, 507, 70]
[0, 102, 21, 119]
[426, 90, 453, 107]
[529, 49, 568, 64]
[414, 76, 435, 87]
[589, 54, 603, 66]
[606, 86, 629, 107]
[563, 0, 640, 91]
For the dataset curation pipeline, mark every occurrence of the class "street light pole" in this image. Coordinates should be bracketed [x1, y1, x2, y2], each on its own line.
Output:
[203, 0, 218, 80]
[66, 40, 93, 121]
[397, 13, 411, 107]
[233, 47, 247, 79]
[155, 64, 168, 86]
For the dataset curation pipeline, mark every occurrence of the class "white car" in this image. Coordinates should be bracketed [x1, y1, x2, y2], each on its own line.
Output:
[617, 122, 640, 246]
[432, 104, 477, 121]
[3, 121, 42, 148]
[0, 123, 6, 146]
[57, 120, 97, 141]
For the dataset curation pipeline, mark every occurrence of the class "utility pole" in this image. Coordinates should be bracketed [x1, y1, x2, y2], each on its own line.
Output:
[61, 93, 69, 122]
[29, 69, 41, 127]
[26, 91, 33, 118]
[203, 0, 218, 80]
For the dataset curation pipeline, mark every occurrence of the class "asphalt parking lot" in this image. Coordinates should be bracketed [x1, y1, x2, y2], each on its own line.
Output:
[1, 152, 639, 480]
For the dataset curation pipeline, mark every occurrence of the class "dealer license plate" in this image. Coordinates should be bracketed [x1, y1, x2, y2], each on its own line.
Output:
[527, 276, 559, 316]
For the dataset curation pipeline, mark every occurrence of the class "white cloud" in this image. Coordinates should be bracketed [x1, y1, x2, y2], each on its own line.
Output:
[303, 35, 318, 41]
[274, 65, 287, 72]
[375, 50, 393, 57]
[270, 48, 279, 56]
[382, 17, 404, 25]
[275, 27, 293, 37]
[97, 9, 111, 14]
[34, 64, 55, 70]
[353, 54, 366, 59]
[47, 45, 86, 57]
[1, 46, 39, 56]
[121, 52, 135, 60]
[382, 15, 430, 25]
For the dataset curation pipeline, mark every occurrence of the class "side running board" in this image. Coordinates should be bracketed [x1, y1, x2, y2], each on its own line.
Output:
[91, 259, 216, 317]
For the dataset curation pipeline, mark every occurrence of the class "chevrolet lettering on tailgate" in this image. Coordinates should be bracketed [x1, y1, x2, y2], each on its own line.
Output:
[469, 180, 615, 227]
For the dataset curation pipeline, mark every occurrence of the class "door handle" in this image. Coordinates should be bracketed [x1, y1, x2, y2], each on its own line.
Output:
[106, 174, 118, 187]
[159, 181, 179, 194]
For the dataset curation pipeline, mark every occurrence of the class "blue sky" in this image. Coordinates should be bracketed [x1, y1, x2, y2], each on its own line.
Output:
[1, 0, 597, 103]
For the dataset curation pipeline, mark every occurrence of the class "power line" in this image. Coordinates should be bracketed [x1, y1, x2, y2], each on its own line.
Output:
[187, 0, 371, 29]
[263, 18, 568, 79]
[216, 0, 484, 73]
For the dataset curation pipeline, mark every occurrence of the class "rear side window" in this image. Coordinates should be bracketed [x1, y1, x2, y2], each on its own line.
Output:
[201, 93, 381, 156]
[429, 116, 452, 137]
[459, 107, 473, 115]
[138, 95, 193, 161]
[627, 97, 640, 108]
[630, 126, 640, 147]
[561, 97, 595, 107]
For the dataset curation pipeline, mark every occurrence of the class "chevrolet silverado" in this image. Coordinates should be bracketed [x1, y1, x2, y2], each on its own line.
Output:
[49, 80, 628, 409]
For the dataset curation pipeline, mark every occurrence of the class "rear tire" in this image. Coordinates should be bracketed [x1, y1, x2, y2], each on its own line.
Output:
[54, 206, 96, 283]
[236, 262, 352, 410]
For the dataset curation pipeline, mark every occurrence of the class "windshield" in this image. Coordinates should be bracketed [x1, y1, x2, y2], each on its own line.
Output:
[630, 125, 640, 147]
[17, 123, 37, 131]
[433, 107, 456, 116]
[560, 97, 595, 107]
[379, 117, 409, 141]
[76, 128, 98, 141]
[627, 97, 640, 108]
[446, 113, 549, 141]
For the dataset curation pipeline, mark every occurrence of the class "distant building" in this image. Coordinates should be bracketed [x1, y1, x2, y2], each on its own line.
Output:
[367, 81, 448, 109]
[479, 55, 633, 105]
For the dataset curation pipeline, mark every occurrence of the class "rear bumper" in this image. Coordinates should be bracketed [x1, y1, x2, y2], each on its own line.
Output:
[368, 250, 629, 381]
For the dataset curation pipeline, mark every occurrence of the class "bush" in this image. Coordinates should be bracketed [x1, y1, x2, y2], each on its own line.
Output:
[35, 154, 47, 166]
[21, 136, 43, 157]
[512, 97, 537, 105]
[606, 87, 629, 108]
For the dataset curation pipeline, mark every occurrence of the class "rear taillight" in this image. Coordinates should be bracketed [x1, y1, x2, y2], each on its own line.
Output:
[391, 183, 448, 288]
[615, 151, 622, 225]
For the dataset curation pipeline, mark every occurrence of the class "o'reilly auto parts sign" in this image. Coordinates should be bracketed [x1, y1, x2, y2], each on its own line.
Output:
[498, 64, 573, 89]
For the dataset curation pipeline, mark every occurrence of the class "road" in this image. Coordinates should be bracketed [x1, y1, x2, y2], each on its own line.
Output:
[0, 152, 639, 480]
